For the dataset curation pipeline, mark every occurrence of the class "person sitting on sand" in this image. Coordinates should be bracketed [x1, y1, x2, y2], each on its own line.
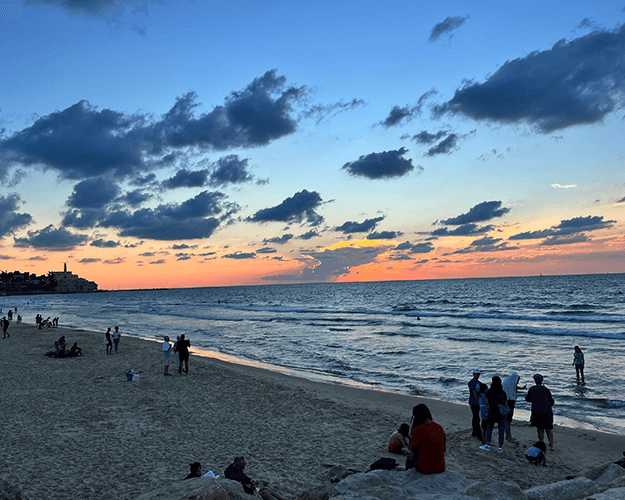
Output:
[525, 373, 555, 451]
[70, 342, 83, 356]
[525, 441, 547, 466]
[388, 423, 411, 455]
[224, 456, 286, 500]
[406, 404, 446, 474]
[184, 462, 202, 479]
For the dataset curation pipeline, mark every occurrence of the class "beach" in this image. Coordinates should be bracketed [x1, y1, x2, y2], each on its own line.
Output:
[2, 322, 625, 500]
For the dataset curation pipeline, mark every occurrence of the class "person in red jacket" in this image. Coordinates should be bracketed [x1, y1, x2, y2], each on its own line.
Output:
[406, 404, 446, 474]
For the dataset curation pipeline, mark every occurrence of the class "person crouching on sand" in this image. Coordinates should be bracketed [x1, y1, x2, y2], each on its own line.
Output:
[406, 404, 446, 474]
[388, 423, 411, 456]
[525, 441, 547, 466]
[162, 336, 172, 376]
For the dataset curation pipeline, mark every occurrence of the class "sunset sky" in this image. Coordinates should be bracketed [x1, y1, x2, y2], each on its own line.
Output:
[1, 0, 625, 289]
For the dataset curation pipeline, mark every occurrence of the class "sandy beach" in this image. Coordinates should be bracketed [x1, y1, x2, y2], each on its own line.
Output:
[2, 322, 624, 500]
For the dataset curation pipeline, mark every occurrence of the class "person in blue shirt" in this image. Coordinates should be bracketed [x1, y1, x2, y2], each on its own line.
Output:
[468, 369, 482, 439]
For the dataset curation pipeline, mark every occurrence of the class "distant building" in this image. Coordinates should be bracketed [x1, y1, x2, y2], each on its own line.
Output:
[49, 263, 98, 293]
[0, 264, 98, 295]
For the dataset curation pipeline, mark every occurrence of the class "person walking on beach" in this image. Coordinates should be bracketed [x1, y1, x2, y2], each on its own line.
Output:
[104, 327, 113, 355]
[468, 369, 482, 439]
[525, 373, 555, 451]
[177, 334, 190, 375]
[113, 326, 121, 353]
[480, 376, 508, 453]
[573, 346, 585, 384]
[2, 316, 9, 338]
[502, 372, 525, 443]
[162, 336, 172, 375]
[406, 403, 446, 474]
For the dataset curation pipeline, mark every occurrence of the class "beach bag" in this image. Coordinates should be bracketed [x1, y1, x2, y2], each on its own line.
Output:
[369, 457, 397, 471]
[498, 404, 509, 416]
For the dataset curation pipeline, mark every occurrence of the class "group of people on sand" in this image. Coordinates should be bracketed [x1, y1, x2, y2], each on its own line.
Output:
[103, 326, 121, 355]
[184, 456, 287, 500]
[161, 334, 191, 376]
[36, 314, 58, 329]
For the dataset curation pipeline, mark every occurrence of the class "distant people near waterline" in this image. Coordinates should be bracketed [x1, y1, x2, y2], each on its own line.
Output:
[2, 316, 9, 338]
[573, 346, 585, 385]
[162, 336, 172, 376]
[16, 315, 22, 324]
[525, 441, 547, 466]
[525, 373, 555, 451]
[480, 376, 508, 454]
[104, 328, 113, 355]
[406, 404, 446, 474]
[7, 309, 12, 320]
[173, 335, 181, 366]
[502, 372, 526, 443]
[184, 462, 202, 480]
[113, 326, 121, 353]
[388, 423, 411, 455]
[468, 369, 482, 440]
[177, 334, 190, 375]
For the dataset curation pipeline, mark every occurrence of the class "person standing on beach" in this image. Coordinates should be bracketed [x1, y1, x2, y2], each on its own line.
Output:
[573, 346, 585, 384]
[2, 316, 9, 338]
[162, 336, 172, 375]
[468, 369, 482, 439]
[113, 326, 121, 353]
[177, 334, 190, 375]
[502, 372, 525, 443]
[105, 327, 113, 355]
[525, 373, 555, 451]
[480, 376, 508, 453]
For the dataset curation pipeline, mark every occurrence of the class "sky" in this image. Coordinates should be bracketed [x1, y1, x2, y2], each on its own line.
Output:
[1, 0, 625, 290]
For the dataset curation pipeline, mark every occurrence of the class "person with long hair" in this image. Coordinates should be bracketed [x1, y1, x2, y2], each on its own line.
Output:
[480, 376, 508, 453]
[406, 404, 446, 474]
[573, 346, 585, 384]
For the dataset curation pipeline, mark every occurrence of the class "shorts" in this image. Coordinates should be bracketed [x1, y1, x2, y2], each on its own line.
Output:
[163, 351, 171, 365]
[530, 412, 553, 430]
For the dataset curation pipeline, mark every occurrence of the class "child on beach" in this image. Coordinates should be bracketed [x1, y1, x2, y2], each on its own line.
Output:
[388, 423, 411, 455]
[525, 441, 547, 466]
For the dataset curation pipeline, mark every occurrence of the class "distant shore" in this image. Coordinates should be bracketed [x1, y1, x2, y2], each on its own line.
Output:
[3, 321, 625, 499]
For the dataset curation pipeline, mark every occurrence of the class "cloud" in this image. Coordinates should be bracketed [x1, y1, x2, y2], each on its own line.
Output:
[298, 229, 321, 240]
[509, 215, 615, 240]
[410, 130, 448, 145]
[123, 189, 152, 207]
[541, 234, 589, 246]
[78, 258, 101, 264]
[249, 190, 323, 226]
[299, 245, 385, 281]
[162, 169, 210, 189]
[366, 230, 402, 240]
[552, 183, 577, 189]
[67, 177, 120, 209]
[256, 247, 277, 254]
[448, 236, 518, 254]
[23, 0, 158, 17]
[302, 98, 365, 124]
[62, 208, 104, 229]
[149, 259, 166, 264]
[0, 71, 307, 179]
[435, 24, 625, 133]
[99, 191, 234, 240]
[14, 225, 89, 250]
[208, 155, 253, 187]
[335, 216, 384, 234]
[342, 148, 418, 179]
[223, 251, 256, 259]
[395, 241, 435, 254]
[420, 130, 475, 157]
[617, 196, 625, 204]
[263, 234, 294, 245]
[380, 90, 437, 127]
[432, 224, 493, 236]
[90, 238, 120, 248]
[0, 194, 32, 238]
[429, 15, 469, 42]
[441, 201, 510, 225]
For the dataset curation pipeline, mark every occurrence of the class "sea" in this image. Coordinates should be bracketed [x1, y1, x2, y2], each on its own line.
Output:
[3, 273, 624, 434]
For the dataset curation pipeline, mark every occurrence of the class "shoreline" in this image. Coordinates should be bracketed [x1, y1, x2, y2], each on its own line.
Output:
[3, 322, 625, 500]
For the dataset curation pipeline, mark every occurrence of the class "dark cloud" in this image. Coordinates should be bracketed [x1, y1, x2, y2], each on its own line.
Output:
[249, 190, 323, 226]
[379, 90, 437, 127]
[432, 223, 493, 236]
[256, 247, 277, 254]
[208, 155, 253, 187]
[67, 177, 119, 209]
[99, 191, 233, 240]
[129, 173, 158, 187]
[509, 215, 615, 240]
[149, 259, 166, 264]
[541, 234, 589, 246]
[616, 196, 625, 203]
[123, 189, 152, 207]
[410, 130, 448, 145]
[62, 209, 104, 229]
[302, 99, 365, 125]
[0, 71, 307, 179]
[298, 229, 320, 240]
[367, 230, 402, 240]
[435, 24, 625, 132]
[395, 241, 434, 253]
[448, 236, 518, 254]
[223, 251, 256, 259]
[23, 0, 158, 17]
[103, 257, 124, 264]
[335, 216, 384, 234]
[441, 201, 510, 225]
[263, 234, 294, 245]
[90, 238, 119, 248]
[300, 246, 385, 281]
[78, 258, 101, 264]
[429, 15, 469, 42]
[162, 169, 210, 189]
[342, 148, 418, 180]
[0, 194, 32, 238]
[172, 243, 196, 250]
[176, 253, 193, 261]
[14, 225, 89, 250]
